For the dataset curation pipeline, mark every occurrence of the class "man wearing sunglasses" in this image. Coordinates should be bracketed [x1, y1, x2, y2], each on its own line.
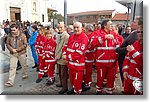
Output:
[122, 21, 143, 95]
[116, 17, 143, 92]
[4, 24, 28, 87]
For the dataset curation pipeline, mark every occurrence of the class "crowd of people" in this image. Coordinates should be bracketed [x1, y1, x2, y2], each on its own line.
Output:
[0, 17, 143, 95]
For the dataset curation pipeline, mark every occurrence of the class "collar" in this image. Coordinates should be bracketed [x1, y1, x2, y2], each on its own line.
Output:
[57, 31, 67, 37]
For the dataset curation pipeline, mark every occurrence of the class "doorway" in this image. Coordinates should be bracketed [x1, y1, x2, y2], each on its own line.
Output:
[10, 7, 21, 22]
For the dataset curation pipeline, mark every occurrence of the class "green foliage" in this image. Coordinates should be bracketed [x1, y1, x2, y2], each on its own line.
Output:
[48, 10, 64, 23]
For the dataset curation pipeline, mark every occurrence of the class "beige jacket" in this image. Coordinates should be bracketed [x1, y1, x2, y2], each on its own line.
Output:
[6, 32, 27, 56]
[55, 31, 69, 65]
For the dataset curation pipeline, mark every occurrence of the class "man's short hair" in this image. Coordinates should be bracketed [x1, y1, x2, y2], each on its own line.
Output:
[73, 22, 82, 28]
[10, 23, 19, 29]
[67, 25, 74, 30]
[85, 24, 94, 32]
[32, 24, 38, 30]
[101, 20, 110, 29]
[125, 25, 131, 30]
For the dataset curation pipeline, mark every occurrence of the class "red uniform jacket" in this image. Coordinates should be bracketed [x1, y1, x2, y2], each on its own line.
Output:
[91, 29, 120, 67]
[43, 38, 56, 65]
[122, 40, 143, 83]
[116, 34, 124, 45]
[85, 32, 95, 64]
[63, 32, 89, 71]
[35, 34, 47, 56]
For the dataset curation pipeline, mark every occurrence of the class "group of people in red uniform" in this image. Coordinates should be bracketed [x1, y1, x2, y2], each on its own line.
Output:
[35, 26, 56, 85]
[33, 19, 143, 95]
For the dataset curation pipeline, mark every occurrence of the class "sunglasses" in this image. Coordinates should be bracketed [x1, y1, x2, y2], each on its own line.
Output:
[11, 29, 16, 31]
[137, 31, 143, 33]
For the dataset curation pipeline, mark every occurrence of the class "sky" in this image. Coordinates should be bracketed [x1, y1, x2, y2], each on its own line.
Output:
[49, 0, 128, 15]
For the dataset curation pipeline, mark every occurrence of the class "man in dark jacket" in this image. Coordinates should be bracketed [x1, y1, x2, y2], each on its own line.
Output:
[122, 26, 132, 39]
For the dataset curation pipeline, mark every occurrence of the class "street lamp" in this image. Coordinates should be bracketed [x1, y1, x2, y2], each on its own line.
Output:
[126, 2, 131, 26]
[64, 0, 67, 26]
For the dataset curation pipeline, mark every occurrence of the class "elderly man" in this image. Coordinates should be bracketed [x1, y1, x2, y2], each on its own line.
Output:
[63, 22, 89, 94]
[66, 25, 74, 35]
[4, 24, 28, 87]
[55, 23, 70, 94]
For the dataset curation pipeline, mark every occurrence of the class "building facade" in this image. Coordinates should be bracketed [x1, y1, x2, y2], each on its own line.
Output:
[116, 0, 143, 23]
[112, 13, 130, 25]
[67, 10, 116, 25]
[0, 0, 50, 23]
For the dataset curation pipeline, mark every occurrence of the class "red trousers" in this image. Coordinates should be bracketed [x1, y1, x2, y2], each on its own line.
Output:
[46, 63, 55, 79]
[84, 64, 93, 87]
[69, 69, 84, 94]
[38, 56, 47, 78]
[124, 80, 142, 95]
[96, 66, 115, 91]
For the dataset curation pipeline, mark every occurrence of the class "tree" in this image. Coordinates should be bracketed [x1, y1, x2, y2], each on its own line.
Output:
[47, 8, 64, 23]
[54, 13, 64, 23]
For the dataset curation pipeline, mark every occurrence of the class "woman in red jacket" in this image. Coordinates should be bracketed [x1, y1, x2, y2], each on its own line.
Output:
[43, 30, 56, 85]
[35, 27, 47, 83]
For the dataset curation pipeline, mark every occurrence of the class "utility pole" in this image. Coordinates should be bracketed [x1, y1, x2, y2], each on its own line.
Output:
[64, 0, 67, 26]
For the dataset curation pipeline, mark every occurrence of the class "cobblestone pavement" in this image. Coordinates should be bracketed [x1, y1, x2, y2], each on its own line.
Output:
[2, 69, 123, 95]
[23, 71, 124, 95]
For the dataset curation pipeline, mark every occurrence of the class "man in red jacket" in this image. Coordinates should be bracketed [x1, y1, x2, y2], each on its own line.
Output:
[122, 24, 143, 95]
[63, 22, 89, 94]
[91, 20, 120, 94]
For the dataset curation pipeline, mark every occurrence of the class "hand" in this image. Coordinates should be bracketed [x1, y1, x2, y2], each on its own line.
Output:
[36, 51, 38, 55]
[105, 34, 114, 40]
[55, 56, 59, 60]
[42, 56, 45, 59]
[123, 72, 128, 80]
[127, 45, 134, 52]
[12, 49, 17, 53]
[62, 54, 66, 60]
[64, 60, 68, 63]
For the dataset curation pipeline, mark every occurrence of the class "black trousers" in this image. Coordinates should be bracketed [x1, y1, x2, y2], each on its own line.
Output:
[57, 64, 68, 90]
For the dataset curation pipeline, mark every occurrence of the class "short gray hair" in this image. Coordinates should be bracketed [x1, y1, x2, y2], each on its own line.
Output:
[85, 24, 94, 32]
[67, 25, 74, 30]
[73, 22, 82, 28]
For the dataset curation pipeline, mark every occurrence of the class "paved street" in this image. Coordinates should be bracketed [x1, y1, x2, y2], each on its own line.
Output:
[0, 46, 123, 95]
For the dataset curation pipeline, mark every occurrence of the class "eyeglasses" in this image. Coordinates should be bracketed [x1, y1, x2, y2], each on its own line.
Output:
[74, 26, 79, 29]
[137, 31, 143, 33]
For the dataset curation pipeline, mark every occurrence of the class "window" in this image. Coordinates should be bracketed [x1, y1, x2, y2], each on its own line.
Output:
[93, 15, 97, 19]
[75, 17, 78, 20]
[79, 16, 82, 20]
[33, 2, 37, 13]
[86, 15, 90, 19]
[42, 14, 44, 22]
